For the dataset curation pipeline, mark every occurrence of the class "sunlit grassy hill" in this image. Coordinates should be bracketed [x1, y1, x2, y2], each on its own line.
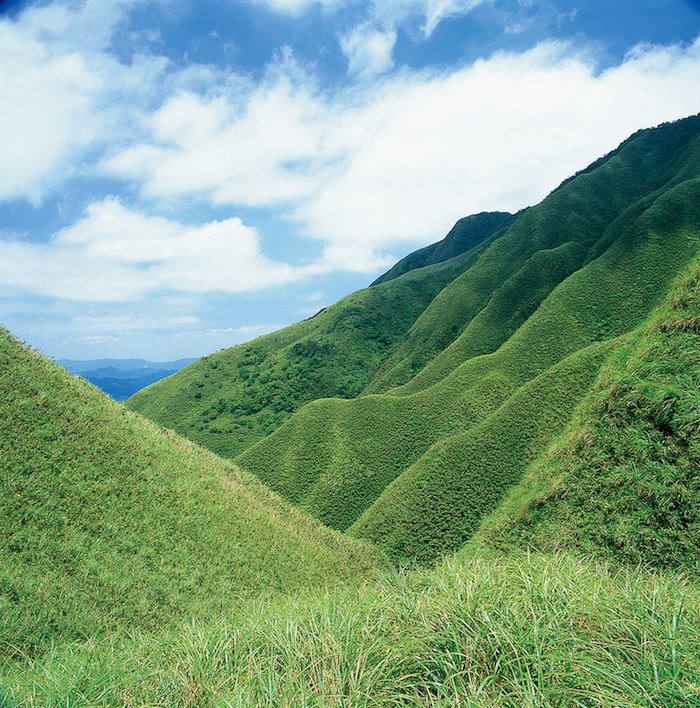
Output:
[127, 214, 505, 458]
[235, 116, 700, 563]
[0, 330, 381, 657]
[3, 262, 698, 702]
[2, 118, 699, 706]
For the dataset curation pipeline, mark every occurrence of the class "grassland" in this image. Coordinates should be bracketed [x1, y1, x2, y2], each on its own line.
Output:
[476, 257, 700, 573]
[0, 329, 380, 658]
[368, 115, 700, 394]
[2, 117, 699, 705]
[237, 117, 700, 563]
[3, 554, 698, 705]
[127, 223, 500, 458]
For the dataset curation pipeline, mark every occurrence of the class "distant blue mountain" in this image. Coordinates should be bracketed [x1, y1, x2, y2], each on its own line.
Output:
[58, 358, 197, 401]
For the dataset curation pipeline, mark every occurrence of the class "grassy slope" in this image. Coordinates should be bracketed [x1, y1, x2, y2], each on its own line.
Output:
[126, 232, 497, 459]
[475, 258, 700, 572]
[0, 330, 380, 657]
[3, 123, 700, 706]
[371, 210, 515, 285]
[350, 178, 700, 562]
[4, 554, 698, 705]
[366, 116, 700, 394]
[238, 118, 700, 562]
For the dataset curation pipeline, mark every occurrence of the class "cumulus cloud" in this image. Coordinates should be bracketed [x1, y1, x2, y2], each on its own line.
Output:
[422, 0, 487, 36]
[0, 19, 102, 203]
[166, 315, 201, 325]
[0, 199, 318, 302]
[341, 24, 397, 78]
[104, 82, 332, 206]
[105, 39, 700, 271]
[4, 0, 700, 295]
[0, 0, 192, 204]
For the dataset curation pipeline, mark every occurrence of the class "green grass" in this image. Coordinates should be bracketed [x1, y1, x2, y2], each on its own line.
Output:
[126, 227, 499, 458]
[0, 330, 381, 658]
[129, 119, 700, 469]
[371, 210, 515, 285]
[475, 257, 700, 572]
[369, 115, 700, 395]
[237, 117, 700, 563]
[3, 553, 698, 706]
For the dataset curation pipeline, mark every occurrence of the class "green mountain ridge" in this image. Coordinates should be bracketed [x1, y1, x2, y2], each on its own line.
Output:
[476, 256, 700, 571]
[3, 256, 698, 703]
[127, 215, 506, 458]
[128, 115, 700, 565]
[370, 210, 516, 285]
[233, 116, 700, 562]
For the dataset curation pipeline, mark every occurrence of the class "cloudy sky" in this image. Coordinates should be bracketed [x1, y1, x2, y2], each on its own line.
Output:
[1, 0, 699, 360]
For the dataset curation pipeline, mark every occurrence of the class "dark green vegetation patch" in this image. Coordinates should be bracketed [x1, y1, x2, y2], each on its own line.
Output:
[127, 224, 501, 457]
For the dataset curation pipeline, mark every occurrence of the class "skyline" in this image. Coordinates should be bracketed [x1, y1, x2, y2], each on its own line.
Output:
[1, 0, 700, 359]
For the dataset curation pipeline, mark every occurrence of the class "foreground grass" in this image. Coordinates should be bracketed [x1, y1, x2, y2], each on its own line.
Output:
[2, 554, 698, 706]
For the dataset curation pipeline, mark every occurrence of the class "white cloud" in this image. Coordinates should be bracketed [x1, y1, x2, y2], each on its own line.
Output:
[341, 24, 397, 78]
[166, 315, 201, 325]
[0, 0, 185, 204]
[104, 82, 332, 206]
[253, 0, 489, 38]
[0, 199, 318, 302]
[0, 20, 102, 203]
[422, 0, 486, 36]
[253, 0, 337, 12]
[105, 39, 700, 272]
[82, 334, 119, 345]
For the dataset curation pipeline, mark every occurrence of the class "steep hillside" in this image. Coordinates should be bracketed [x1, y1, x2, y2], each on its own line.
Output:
[371, 210, 515, 285]
[475, 258, 700, 571]
[0, 330, 380, 656]
[127, 221, 502, 457]
[237, 116, 700, 562]
[365, 116, 700, 393]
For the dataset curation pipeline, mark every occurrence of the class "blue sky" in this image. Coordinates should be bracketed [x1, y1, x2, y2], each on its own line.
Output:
[1, 0, 699, 360]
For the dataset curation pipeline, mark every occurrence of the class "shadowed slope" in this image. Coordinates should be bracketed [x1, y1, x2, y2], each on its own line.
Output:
[0, 330, 381, 656]
[371, 210, 515, 285]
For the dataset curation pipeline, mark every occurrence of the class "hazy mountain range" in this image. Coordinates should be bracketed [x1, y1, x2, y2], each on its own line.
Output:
[58, 358, 197, 401]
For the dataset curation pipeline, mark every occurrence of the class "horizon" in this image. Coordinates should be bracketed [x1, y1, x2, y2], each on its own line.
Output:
[2, 0, 700, 360]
